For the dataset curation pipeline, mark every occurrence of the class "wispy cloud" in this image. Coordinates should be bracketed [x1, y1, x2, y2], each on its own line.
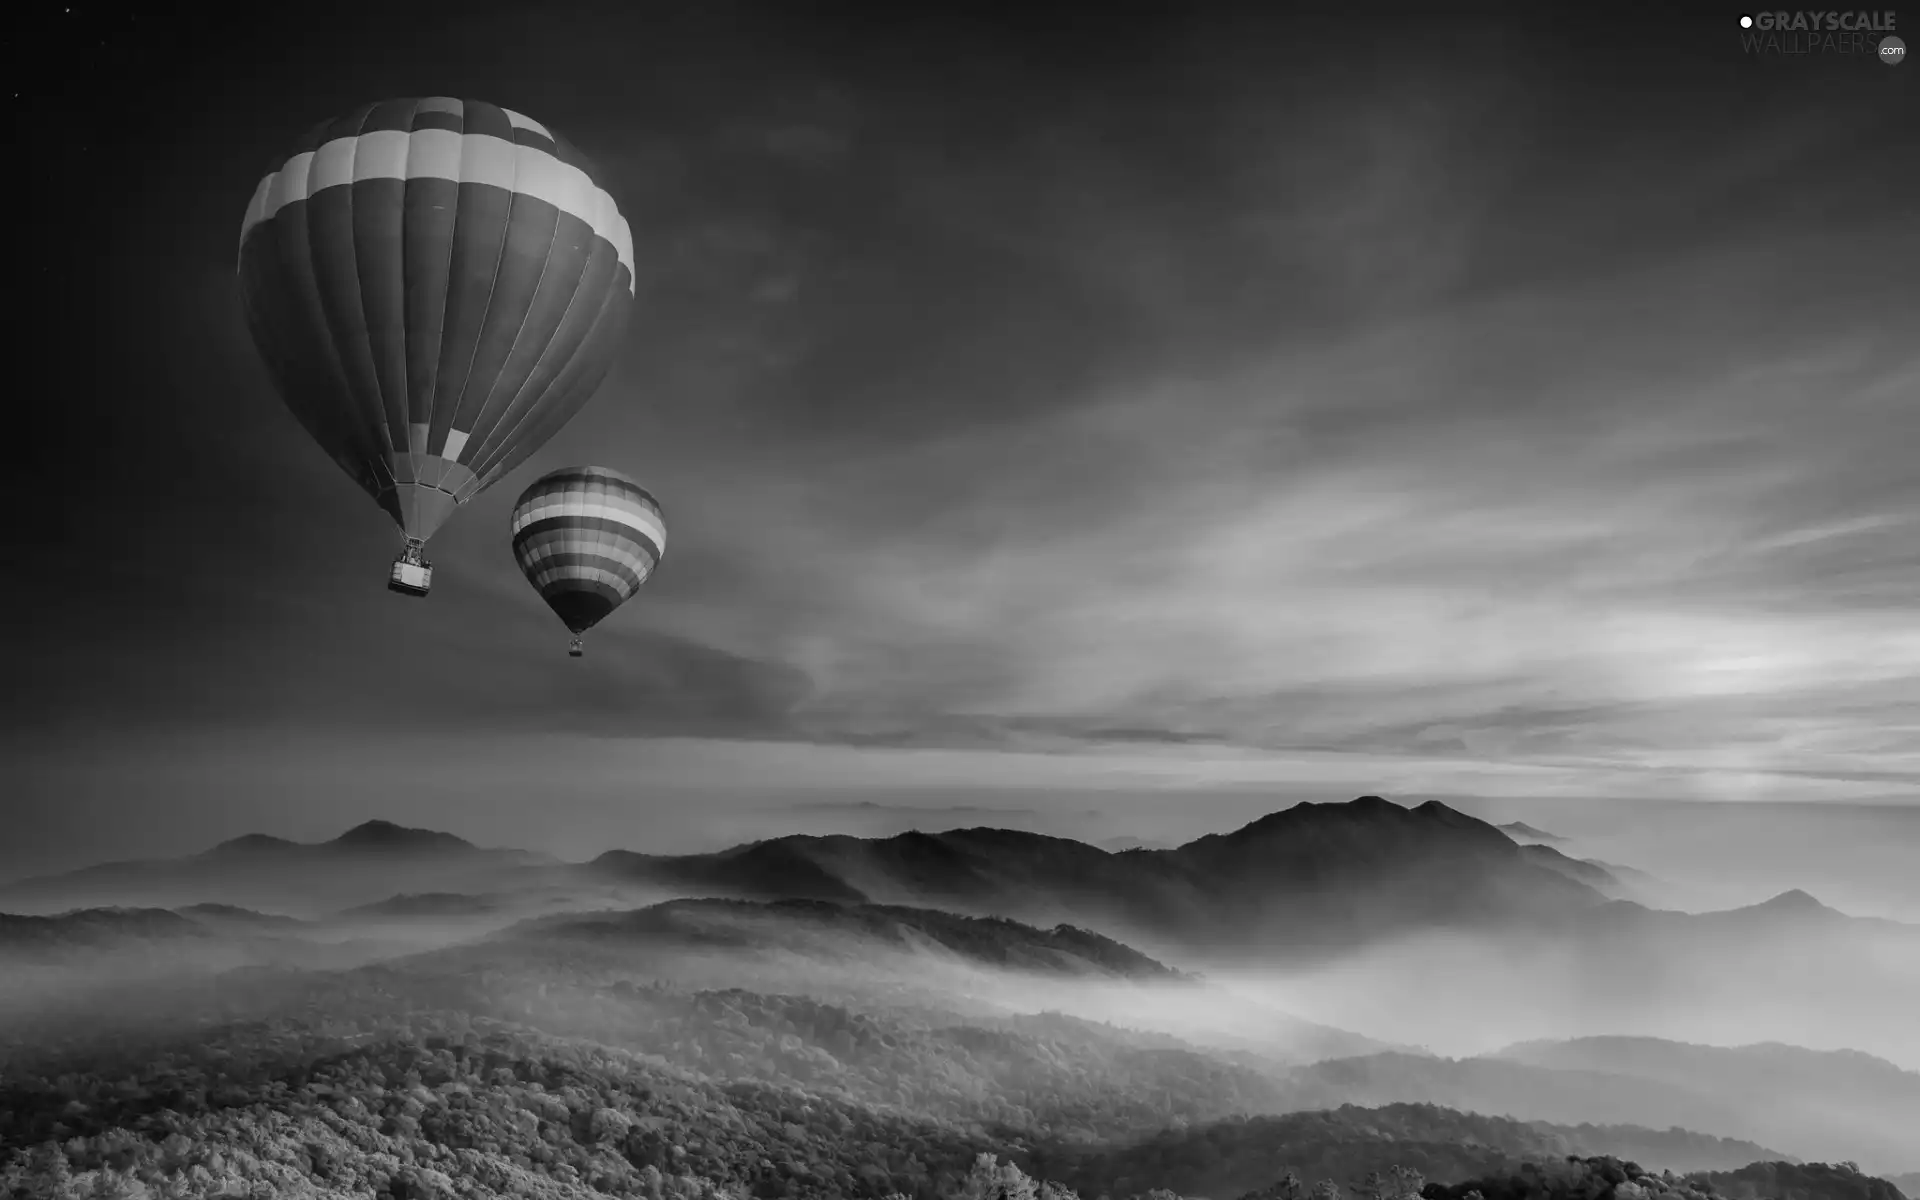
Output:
[531, 35, 1920, 801]
[14, 4, 1917, 843]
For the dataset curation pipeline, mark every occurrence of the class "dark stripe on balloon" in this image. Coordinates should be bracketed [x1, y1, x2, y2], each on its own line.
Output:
[469, 266, 631, 484]
[461, 99, 515, 143]
[447, 189, 562, 449]
[512, 516, 661, 562]
[411, 109, 463, 134]
[518, 551, 648, 593]
[401, 176, 459, 434]
[240, 212, 384, 497]
[513, 529, 658, 577]
[270, 198, 391, 492]
[305, 184, 408, 457]
[460, 238, 623, 479]
[541, 588, 619, 634]
[428, 179, 516, 456]
[347, 101, 418, 446]
[351, 175, 412, 451]
[459, 204, 593, 455]
[539, 578, 626, 603]
[512, 126, 559, 156]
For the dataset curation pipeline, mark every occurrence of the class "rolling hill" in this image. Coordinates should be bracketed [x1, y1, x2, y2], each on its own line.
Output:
[0, 821, 556, 917]
[584, 796, 1613, 958]
[1490, 1037, 1920, 1174]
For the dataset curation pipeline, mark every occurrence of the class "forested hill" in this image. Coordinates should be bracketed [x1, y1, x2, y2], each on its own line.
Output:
[509, 897, 1190, 981]
[1038, 1108, 1784, 1200]
[0, 1015, 1797, 1200]
[1684, 1163, 1912, 1200]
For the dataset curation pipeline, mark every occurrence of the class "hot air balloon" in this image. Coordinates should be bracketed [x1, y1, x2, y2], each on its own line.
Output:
[509, 466, 665, 656]
[236, 97, 635, 597]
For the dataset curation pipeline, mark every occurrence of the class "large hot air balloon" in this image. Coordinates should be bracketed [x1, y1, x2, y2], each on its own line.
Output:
[509, 466, 665, 657]
[237, 97, 635, 597]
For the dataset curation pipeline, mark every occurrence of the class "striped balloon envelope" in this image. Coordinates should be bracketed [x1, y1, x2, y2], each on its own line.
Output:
[236, 97, 635, 597]
[509, 466, 665, 656]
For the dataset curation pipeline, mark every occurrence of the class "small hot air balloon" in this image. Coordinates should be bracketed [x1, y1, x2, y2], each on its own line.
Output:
[236, 97, 635, 597]
[509, 466, 665, 656]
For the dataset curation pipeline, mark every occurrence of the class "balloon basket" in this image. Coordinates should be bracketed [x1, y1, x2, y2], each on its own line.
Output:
[568, 637, 584, 658]
[388, 546, 432, 597]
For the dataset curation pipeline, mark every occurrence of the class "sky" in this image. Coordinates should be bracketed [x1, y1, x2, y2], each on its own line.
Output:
[7, 1, 1919, 877]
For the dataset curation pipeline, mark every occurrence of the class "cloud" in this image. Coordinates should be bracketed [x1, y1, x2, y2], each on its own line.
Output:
[533, 38, 1920, 802]
[14, 2, 1919, 832]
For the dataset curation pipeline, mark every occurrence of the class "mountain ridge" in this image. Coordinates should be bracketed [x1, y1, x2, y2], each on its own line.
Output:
[6, 798, 1911, 949]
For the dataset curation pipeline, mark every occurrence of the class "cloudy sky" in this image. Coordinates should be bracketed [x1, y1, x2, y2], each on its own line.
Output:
[8, 2, 1917, 873]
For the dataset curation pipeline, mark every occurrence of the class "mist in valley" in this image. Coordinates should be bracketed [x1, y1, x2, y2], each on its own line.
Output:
[7, 802, 1920, 1185]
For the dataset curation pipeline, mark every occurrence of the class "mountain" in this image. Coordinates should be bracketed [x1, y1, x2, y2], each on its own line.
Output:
[1265, 1045, 1920, 1174]
[1565, 889, 1920, 945]
[1519, 843, 1623, 891]
[326, 819, 478, 853]
[588, 796, 1612, 959]
[10, 798, 1913, 982]
[492, 896, 1391, 1064]
[0, 989, 1789, 1200]
[1040, 1105, 1785, 1200]
[580, 796, 1918, 993]
[1500, 822, 1567, 843]
[0, 822, 555, 917]
[1491, 1037, 1920, 1174]
[1508, 844, 1680, 905]
[175, 902, 308, 930]
[1422, 1157, 1906, 1200]
[1685, 1162, 1914, 1200]
[1, 849, 1894, 1199]
[0, 904, 415, 1022]
[0, 907, 209, 958]
[337, 891, 504, 919]
[511, 896, 1190, 981]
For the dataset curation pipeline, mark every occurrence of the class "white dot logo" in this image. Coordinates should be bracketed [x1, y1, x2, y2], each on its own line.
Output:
[1739, 14, 1754, 27]
[1881, 35, 1907, 64]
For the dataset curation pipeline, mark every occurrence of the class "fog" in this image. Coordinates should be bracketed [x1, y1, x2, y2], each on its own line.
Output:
[1204, 920, 1920, 1071]
[7, 792, 1920, 1182]
[7, 880, 1920, 1175]
[1440, 796, 1920, 923]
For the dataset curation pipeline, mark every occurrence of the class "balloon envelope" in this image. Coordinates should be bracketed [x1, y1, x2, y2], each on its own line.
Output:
[237, 97, 635, 543]
[509, 466, 665, 636]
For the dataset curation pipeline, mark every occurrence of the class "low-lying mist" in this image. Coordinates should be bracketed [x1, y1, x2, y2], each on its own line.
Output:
[6, 890, 1920, 1174]
[1205, 923, 1920, 1070]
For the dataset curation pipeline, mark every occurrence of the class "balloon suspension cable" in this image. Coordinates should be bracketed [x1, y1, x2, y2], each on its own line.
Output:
[568, 636, 585, 658]
[397, 537, 429, 567]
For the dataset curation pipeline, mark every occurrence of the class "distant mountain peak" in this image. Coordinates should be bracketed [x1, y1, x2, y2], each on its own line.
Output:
[1755, 888, 1830, 913]
[1230, 794, 1509, 838]
[1234, 794, 1403, 832]
[204, 832, 299, 856]
[329, 820, 473, 851]
[1498, 821, 1565, 842]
